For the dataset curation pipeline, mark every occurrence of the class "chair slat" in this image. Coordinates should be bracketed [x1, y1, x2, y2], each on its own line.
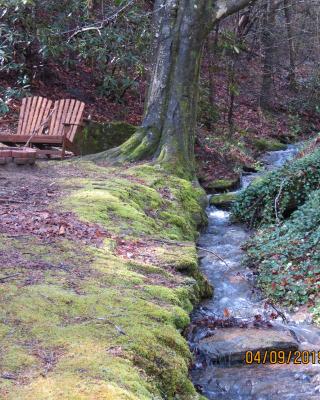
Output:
[68, 101, 85, 142]
[25, 97, 39, 135]
[58, 99, 71, 136]
[42, 99, 53, 134]
[32, 97, 44, 134]
[28, 97, 42, 135]
[17, 97, 27, 135]
[20, 97, 33, 135]
[48, 99, 84, 142]
[49, 100, 60, 135]
[51, 100, 65, 136]
[64, 99, 76, 129]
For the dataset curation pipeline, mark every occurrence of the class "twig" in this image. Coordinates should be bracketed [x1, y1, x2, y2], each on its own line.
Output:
[151, 238, 190, 247]
[0, 199, 32, 204]
[274, 179, 286, 224]
[0, 273, 20, 283]
[196, 246, 229, 267]
[267, 301, 288, 323]
[0, 373, 17, 380]
[96, 317, 126, 335]
[65, 0, 136, 41]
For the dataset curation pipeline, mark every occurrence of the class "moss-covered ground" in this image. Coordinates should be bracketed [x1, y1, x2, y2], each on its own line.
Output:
[0, 161, 211, 399]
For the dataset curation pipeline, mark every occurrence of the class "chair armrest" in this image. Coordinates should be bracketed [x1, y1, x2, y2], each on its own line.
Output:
[0, 120, 16, 125]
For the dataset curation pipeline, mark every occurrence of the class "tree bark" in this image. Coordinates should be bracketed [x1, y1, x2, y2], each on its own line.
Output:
[93, 0, 256, 178]
[260, 0, 277, 111]
[283, 0, 296, 87]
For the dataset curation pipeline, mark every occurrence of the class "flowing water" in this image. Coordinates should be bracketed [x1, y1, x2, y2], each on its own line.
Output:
[189, 145, 320, 399]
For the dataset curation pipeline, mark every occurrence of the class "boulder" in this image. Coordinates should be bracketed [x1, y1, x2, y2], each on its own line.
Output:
[253, 138, 287, 152]
[206, 178, 240, 192]
[198, 327, 299, 364]
[74, 121, 136, 155]
[209, 192, 237, 209]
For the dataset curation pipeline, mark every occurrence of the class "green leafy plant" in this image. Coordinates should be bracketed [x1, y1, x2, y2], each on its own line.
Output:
[244, 189, 320, 306]
[0, 0, 152, 108]
[232, 147, 320, 227]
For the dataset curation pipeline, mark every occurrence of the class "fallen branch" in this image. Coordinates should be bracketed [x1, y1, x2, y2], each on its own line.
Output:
[266, 301, 288, 323]
[274, 179, 287, 224]
[151, 238, 190, 247]
[64, 0, 136, 41]
[96, 317, 126, 335]
[196, 246, 229, 267]
[0, 273, 20, 283]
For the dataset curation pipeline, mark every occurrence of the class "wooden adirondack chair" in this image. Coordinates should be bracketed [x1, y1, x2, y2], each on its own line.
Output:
[0, 96, 85, 159]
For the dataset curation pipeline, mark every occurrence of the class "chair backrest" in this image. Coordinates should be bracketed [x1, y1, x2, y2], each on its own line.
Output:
[17, 96, 53, 136]
[48, 99, 85, 142]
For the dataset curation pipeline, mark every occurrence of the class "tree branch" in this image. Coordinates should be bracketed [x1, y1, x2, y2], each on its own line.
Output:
[212, 0, 257, 26]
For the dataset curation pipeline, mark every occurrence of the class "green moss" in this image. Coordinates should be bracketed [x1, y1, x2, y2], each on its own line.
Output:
[75, 121, 136, 156]
[0, 160, 210, 400]
[206, 178, 239, 192]
[312, 302, 320, 326]
[64, 163, 205, 241]
[209, 192, 237, 208]
[253, 138, 287, 152]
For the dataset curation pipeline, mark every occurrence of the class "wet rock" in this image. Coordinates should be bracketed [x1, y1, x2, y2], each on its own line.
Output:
[74, 121, 136, 155]
[206, 178, 240, 193]
[242, 164, 259, 173]
[253, 138, 287, 152]
[209, 193, 237, 209]
[198, 327, 299, 364]
[191, 362, 320, 400]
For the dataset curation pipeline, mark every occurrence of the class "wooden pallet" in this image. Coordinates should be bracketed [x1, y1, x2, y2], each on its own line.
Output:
[0, 96, 85, 159]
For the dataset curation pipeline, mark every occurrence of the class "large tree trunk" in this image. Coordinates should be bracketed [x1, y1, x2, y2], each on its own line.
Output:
[93, 0, 256, 178]
[283, 0, 296, 87]
[260, 0, 277, 111]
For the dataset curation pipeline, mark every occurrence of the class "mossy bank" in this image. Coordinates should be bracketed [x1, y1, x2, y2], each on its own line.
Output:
[0, 160, 211, 400]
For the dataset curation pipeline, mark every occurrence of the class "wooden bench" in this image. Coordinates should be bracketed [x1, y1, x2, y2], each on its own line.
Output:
[0, 96, 85, 159]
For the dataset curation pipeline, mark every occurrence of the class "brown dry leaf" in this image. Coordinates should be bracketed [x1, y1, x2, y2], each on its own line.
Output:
[39, 212, 50, 219]
[106, 346, 124, 357]
[223, 308, 231, 318]
[58, 225, 66, 236]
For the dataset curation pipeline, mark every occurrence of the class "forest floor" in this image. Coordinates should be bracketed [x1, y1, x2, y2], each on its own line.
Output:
[0, 54, 319, 400]
[1, 57, 319, 189]
[0, 159, 211, 400]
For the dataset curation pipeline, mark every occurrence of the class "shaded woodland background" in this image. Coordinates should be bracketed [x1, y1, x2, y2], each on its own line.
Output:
[1, 0, 320, 182]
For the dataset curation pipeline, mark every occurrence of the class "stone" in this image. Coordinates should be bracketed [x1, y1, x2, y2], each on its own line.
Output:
[242, 164, 259, 173]
[253, 138, 287, 152]
[206, 178, 239, 192]
[74, 121, 136, 155]
[209, 192, 237, 209]
[198, 327, 299, 364]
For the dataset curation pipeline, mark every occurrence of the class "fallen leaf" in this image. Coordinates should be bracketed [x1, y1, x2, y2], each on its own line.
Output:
[223, 308, 231, 318]
[58, 225, 66, 235]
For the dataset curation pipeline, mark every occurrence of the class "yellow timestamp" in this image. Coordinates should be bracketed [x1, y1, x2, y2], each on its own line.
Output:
[245, 350, 320, 365]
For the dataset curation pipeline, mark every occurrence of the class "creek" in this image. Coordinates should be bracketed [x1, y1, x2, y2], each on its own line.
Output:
[188, 145, 320, 399]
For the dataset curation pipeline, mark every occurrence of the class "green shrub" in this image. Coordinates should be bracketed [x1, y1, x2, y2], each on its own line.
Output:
[0, 0, 151, 110]
[232, 147, 320, 227]
[244, 189, 320, 306]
